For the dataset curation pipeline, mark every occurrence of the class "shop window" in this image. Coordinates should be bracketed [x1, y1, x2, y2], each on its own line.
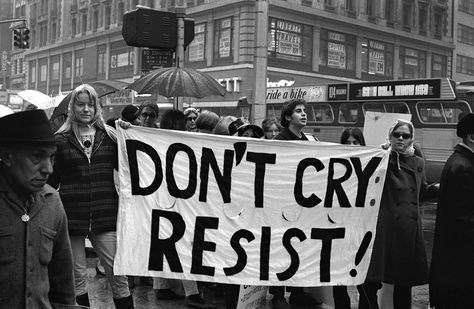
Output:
[51, 61, 60, 80]
[399, 47, 426, 79]
[361, 38, 393, 78]
[63, 53, 72, 80]
[339, 103, 358, 123]
[214, 17, 232, 60]
[75, 56, 83, 77]
[97, 46, 106, 75]
[319, 29, 356, 72]
[30, 63, 36, 83]
[188, 23, 206, 62]
[267, 17, 312, 66]
[432, 54, 447, 77]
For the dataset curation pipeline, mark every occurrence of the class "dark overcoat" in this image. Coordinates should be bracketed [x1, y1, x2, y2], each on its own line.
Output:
[430, 144, 474, 307]
[48, 128, 119, 236]
[366, 151, 429, 286]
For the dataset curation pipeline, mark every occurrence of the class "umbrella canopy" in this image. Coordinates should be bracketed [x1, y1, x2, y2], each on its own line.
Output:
[126, 66, 227, 98]
[0, 105, 14, 118]
[17, 90, 54, 109]
[51, 80, 128, 120]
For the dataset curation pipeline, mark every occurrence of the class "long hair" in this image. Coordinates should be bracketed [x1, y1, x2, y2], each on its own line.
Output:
[55, 84, 116, 143]
[340, 127, 366, 146]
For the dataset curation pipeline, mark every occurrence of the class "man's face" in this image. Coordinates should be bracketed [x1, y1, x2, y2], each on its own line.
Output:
[1, 143, 56, 194]
[286, 104, 307, 128]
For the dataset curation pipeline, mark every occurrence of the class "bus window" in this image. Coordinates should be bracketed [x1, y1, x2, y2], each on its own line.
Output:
[417, 102, 446, 123]
[384, 102, 410, 114]
[339, 103, 358, 123]
[310, 103, 334, 123]
[363, 102, 385, 113]
[441, 101, 471, 123]
[266, 105, 281, 120]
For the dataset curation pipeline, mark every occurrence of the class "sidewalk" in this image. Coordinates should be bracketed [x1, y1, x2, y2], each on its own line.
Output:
[86, 255, 429, 309]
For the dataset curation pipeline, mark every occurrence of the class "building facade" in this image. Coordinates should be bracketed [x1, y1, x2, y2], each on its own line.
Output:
[455, 0, 474, 81]
[13, 0, 457, 120]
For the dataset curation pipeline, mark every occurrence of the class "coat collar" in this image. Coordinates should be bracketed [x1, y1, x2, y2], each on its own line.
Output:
[61, 128, 107, 156]
[455, 143, 474, 161]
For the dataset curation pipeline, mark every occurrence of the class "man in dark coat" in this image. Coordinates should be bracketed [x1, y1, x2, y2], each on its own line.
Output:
[0, 110, 76, 308]
[430, 113, 474, 308]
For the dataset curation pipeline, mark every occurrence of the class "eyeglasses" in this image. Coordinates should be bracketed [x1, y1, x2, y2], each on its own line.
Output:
[187, 117, 197, 121]
[392, 132, 412, 139]
[141, 112, 156, 119]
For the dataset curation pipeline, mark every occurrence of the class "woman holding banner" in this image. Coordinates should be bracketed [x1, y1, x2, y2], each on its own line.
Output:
[363, 119, 437, 309]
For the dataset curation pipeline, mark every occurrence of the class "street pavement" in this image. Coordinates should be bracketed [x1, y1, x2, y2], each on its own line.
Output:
[85, 202, 436, 309]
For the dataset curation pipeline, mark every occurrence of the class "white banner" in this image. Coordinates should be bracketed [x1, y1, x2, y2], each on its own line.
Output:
[115, 126, 389, 286]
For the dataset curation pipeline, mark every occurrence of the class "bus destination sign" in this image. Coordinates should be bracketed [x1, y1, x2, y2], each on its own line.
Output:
[328, 84, 349, 101]
[349, 79, 441, 101]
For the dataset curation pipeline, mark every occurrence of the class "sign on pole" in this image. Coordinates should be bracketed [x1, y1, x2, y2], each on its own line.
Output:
[141, 48, 174, 76]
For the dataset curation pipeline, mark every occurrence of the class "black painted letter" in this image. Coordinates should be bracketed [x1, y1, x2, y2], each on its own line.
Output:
[199, 148, 234, 203]
[127, 140, 163, 195]
[246, 152, 276, 208]
[294, 158, 325, 207]
[311, 228, 345, 282]
[166, 143, 197, 199]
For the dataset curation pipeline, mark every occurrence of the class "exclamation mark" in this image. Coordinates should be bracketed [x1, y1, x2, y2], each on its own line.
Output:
[350, 231, 373, 277]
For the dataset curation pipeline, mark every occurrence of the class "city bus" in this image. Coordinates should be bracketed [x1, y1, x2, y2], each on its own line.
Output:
[265, 78, 473, 183]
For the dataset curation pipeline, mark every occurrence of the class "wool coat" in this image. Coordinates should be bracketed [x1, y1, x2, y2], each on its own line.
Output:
[366, 151, 429, 286]
[48, 128, 119, 236]
[0, 173, 75, 308]
[429, 144, 474, 307]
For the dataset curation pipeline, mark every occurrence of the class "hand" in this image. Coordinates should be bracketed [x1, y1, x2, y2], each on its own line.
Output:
[117, 119, 131, 129]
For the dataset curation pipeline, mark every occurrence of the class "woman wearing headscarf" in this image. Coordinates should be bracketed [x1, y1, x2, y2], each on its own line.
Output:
[48, 84, 134, 309]
[362, 119, 437, 309]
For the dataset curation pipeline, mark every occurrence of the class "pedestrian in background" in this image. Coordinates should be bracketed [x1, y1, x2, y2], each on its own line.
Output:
[152, 109, 216, 309]
[213, 116, 238, 136]
[340, 127, 365, 146]
[430, 113, 474, 308]
[364, 119, 437, 309]
[48, 84, 134, 309]
[121, 104, 139, 125]
[261, 118, 281, 139]
[0, 110, 77, 308]
[195, 110, 220, 133]
[137, 101, 159, 128]
[184, 107, 199, 132]
[270, 98, 321, 309]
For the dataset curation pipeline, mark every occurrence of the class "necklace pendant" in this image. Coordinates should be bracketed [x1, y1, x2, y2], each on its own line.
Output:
[21, 214, 30, 222]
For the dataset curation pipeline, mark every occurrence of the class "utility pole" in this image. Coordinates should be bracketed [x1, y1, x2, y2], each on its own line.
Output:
[175, 3, 186, 111]
[251, 0, 268, 125]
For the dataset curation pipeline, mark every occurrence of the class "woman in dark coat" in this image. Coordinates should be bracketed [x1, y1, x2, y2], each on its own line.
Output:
[363, 119, 434, 309]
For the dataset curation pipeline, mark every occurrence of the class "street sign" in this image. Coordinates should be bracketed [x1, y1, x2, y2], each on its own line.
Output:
[141, 48, 174, 76]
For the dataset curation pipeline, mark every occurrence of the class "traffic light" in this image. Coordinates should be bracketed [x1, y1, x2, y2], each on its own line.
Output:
[122, 7, 195, 49]
[22, 28, 30, 49]
[13, 29, 21, 48]
[12, 28, 30, 49]
[122, 7, 177, 49]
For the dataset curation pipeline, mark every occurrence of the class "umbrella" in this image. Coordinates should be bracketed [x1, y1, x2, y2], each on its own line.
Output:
[17, 90, 54, 109]
[126, 66, 227, 98]
[51, 80, 128, 120]
[0, 105, 13, 118]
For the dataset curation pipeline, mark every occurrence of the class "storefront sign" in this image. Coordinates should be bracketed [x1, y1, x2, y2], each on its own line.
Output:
[217, 77, 242, 92]
[266, 86, 326, 103]
[349, 79, 441, 101]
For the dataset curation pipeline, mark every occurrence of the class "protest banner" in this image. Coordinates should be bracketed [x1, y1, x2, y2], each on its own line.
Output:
[114, 126, 389, 286]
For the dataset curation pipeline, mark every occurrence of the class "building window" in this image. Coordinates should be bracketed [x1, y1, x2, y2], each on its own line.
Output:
[72, 17, 77, 37]
[13, 59, 18, 75]
[345, 0, 355, 11]
[399, 47, 426, 79]
[104, 5, 111, 30]
[110, 46, 134, 72]
[92, 9, 98, 31]
[434, 7, 445, 39]
[402, 1, 413, 30]
[30, 63, 36, 83]
[98, 47, 106, 74]
[268, 18, 312, 65]
[40, 64, 47, 82]
[459, 0, 474, 15]
[188, 23, 205, 62]
[319, 29, 356, 71]
[19, 58, 23, 74]
[419, 3, 428, 35]
[457, 54, 474, 75]
[214, 17, 232, 59]
[118, 2, 124, 24]
[51, 61, 60, 80]
[366, 0, 376, 18]
[81, 14, 87, 34]
[63, 53, 72, 79]
[458, 24, 474, 45]
[361, 38, 393, 77]
[75, 56, 83, 77]
[431, 54, 447, 77]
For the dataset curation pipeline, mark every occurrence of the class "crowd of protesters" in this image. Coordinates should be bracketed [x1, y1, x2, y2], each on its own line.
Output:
[1, 83, 474, 309]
